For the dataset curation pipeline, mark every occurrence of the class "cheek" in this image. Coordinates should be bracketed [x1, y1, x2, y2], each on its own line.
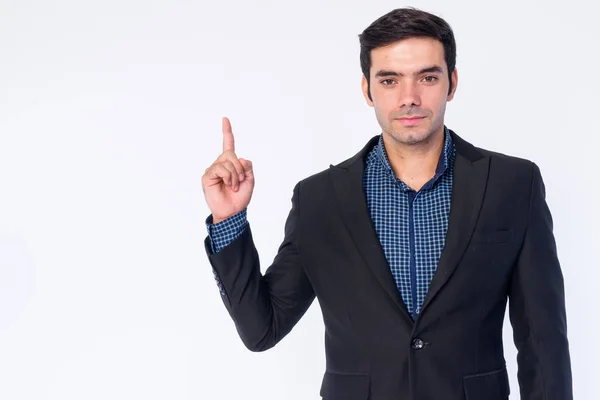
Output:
[373, 105, 388, 123]
[423, 91, 449, 113]
[372, 105, 393, 128]
[436, 93, 449, 112]
[380, 91, 400, 109]
[370, 93, 393, 116]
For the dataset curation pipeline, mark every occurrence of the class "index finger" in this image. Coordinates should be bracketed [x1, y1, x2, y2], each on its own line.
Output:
[222, 117, 235, 153]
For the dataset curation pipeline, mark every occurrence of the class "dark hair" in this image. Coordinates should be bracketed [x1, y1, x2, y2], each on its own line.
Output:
[359, 7, 456, 101]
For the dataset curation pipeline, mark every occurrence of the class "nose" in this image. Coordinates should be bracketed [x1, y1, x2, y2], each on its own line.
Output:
[398, 81, 421, 109]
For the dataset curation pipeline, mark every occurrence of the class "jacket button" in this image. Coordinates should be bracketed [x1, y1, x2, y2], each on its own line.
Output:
[411, 338, 425, 350]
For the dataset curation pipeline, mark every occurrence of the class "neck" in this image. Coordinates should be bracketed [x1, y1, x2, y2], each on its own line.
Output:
[382, 126, 446, 189]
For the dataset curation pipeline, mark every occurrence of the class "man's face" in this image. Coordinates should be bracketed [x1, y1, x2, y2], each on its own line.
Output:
[361, 37, 458, 146]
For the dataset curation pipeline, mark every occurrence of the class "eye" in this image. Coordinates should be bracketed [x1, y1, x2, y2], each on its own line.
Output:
[422, 76, 438, 83]
[380, 79, 396, 86]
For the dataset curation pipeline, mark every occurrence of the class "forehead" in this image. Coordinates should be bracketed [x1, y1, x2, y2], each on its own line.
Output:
[370, 37, 446, 73]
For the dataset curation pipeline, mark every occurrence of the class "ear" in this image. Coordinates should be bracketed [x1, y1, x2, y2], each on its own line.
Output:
[447, 67, 458, 101]
[361, 75, 374, 107]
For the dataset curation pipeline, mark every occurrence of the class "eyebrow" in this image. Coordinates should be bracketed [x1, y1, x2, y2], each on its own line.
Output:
[374, 65, 444, 78]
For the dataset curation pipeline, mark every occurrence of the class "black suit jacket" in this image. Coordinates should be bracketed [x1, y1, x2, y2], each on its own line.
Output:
[205, 130, 573, 400]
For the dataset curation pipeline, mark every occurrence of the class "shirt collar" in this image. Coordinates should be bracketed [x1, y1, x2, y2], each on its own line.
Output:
[374, 126, 454, 191]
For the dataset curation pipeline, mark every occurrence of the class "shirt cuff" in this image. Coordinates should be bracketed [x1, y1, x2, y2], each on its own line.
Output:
[206, 208, 248, 254]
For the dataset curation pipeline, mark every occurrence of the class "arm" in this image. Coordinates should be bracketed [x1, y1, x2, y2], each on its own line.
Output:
[508, 163, 573, 400]
[205, 183, 316, 351]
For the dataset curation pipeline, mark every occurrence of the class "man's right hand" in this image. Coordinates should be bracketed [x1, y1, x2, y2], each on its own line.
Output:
[202, 117, 255, 224]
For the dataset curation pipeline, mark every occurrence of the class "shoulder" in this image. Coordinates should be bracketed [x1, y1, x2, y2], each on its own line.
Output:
[451, 129, 536, 179]
[481, 146, 535, 173]
[295, 135, 379, 191]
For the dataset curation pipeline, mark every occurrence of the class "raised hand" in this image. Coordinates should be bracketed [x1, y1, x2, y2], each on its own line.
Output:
[202, 117, 255, 224]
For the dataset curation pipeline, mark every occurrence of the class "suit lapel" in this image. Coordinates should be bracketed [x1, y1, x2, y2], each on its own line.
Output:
[328, 130, 490, 323]
[329, 137, 413, 325]
[420, 132, 489, 314]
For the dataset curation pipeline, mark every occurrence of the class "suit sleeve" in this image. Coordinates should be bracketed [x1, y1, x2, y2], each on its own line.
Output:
[204, 183, 316, 352]
[508, 162, 573, 400]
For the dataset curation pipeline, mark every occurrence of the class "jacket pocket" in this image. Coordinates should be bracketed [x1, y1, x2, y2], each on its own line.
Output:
[463, 367, 510, 400]
[320, 371, 370, 400]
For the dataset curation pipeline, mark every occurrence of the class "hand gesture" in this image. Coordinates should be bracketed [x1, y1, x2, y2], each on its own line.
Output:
[202, 117, 255, 224]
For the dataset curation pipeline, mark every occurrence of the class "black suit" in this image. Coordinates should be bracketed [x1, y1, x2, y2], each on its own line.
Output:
[206, 130, 573, 400]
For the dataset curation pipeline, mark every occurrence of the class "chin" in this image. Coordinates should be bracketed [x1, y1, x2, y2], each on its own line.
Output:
[391, 129, 433, 145]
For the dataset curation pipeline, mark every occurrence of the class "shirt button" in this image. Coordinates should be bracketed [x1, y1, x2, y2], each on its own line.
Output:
[411, 338, 425, 350]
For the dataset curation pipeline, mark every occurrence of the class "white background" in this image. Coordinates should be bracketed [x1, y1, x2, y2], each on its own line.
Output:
[1, 0, 598, 399]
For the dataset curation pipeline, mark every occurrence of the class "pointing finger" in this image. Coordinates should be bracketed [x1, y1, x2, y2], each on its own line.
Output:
[222, 117, 235, 153]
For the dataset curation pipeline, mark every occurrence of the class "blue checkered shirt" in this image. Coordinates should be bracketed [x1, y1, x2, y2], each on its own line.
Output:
[364, 128, 455, 319]
[207, 128, 455, 319]
[206, 208, 248, 254]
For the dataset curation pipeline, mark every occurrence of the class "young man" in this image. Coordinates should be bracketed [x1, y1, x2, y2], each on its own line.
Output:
[201, 8, 573, 400]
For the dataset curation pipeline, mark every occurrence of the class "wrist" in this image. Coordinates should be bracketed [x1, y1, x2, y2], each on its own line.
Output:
[212, 216, 225, 224]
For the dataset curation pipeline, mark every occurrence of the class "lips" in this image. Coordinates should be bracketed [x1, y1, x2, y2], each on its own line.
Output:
[395, 116, 424, 126]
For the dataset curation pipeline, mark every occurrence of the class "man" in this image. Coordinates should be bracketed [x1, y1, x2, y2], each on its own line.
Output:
[201, 7, 572, 400]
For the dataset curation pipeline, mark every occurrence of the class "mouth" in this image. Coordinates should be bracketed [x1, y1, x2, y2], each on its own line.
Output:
[395, 116, 425, 126]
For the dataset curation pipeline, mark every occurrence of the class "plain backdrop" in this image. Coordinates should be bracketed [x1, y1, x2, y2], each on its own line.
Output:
[1, 0, 598, 399]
